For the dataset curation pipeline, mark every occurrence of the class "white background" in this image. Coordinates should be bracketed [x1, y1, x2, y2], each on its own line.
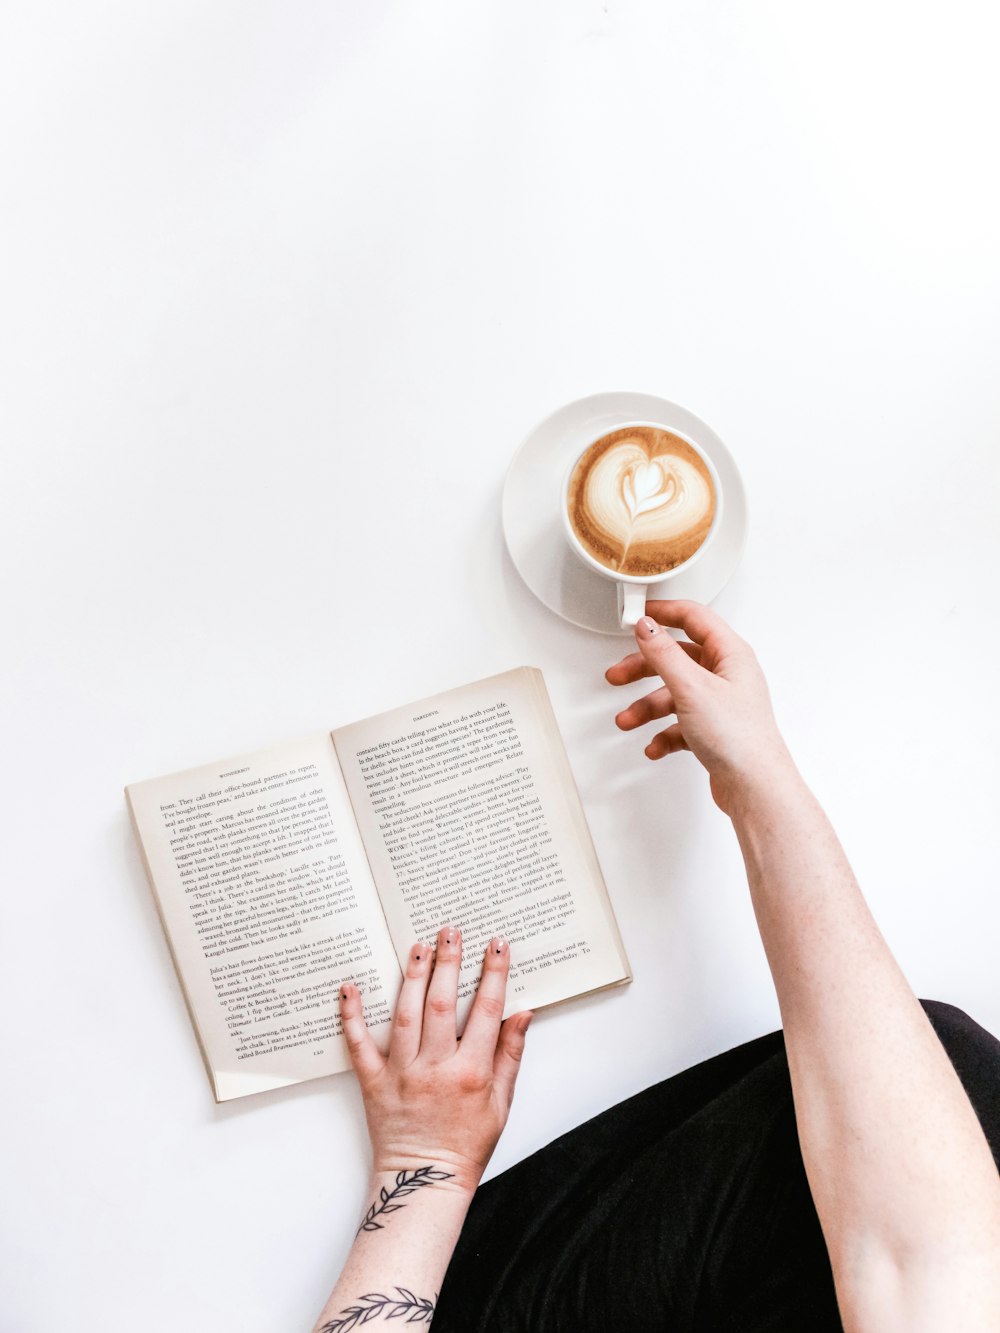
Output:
[2, 3, 998, 1330]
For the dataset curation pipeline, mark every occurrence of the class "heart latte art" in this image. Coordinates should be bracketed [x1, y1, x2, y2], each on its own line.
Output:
[566, 427, 716, 576]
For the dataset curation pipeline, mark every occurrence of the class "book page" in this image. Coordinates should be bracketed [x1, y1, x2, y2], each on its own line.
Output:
[333, 668, 630, 1028]
[126, 735, 400, 1101]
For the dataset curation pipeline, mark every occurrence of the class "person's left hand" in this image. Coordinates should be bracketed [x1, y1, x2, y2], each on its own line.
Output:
[339, 925, 533, 1195]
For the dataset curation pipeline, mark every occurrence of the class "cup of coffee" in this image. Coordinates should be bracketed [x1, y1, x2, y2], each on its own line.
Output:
[562, 423, 723, 626]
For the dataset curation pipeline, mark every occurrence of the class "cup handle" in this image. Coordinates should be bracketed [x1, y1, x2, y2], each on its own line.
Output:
[617, 583, 647, 628]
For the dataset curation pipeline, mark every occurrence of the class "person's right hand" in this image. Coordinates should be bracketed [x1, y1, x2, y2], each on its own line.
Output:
[605, 600, 796, 815]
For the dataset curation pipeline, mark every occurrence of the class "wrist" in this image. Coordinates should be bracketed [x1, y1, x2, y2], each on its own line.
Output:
[367, 1157, 481, 1209]
[725, 750, 808, 827]
[354, 1164, 476, 1254]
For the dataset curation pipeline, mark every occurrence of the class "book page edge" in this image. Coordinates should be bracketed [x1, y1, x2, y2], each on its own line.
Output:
[125, 784, 227, 1103]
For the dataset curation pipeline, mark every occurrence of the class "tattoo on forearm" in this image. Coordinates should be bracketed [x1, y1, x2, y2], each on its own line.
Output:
[357, 1166, 455, 1235]
[319, 1287, 435, 1330]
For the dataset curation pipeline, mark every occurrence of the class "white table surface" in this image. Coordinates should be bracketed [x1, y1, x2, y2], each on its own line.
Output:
[3, 4, 999, 1330]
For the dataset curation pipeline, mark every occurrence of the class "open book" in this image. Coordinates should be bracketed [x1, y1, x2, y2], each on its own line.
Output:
[126, 668, 631, 1102]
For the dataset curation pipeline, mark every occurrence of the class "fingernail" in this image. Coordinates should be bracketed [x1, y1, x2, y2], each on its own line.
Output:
[638, 617, 658, 637]
[491, 936, 508, 955]
[442, 924, 459, 944]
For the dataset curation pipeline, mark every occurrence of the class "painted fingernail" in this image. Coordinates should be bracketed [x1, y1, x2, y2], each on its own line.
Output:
[638, 617, 658, 637]
[490, 936, 508, 955]
[442, 924, 459, 944]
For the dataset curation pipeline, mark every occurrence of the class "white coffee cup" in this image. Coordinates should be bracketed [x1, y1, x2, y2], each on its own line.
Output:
[561, 422, 724, 627]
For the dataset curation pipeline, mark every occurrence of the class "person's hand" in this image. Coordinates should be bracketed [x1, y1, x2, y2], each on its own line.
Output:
[606, 600, 796, 815]
[338, 926, 532, 1195]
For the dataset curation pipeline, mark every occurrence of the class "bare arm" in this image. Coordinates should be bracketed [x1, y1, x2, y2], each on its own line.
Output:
[608, 602, 1000, 1333]
[310, 928, 531, 1332]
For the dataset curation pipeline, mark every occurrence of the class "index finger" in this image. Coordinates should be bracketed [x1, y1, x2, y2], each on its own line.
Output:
[643, 599, 735, 646]
[459, 937, 510, 1063]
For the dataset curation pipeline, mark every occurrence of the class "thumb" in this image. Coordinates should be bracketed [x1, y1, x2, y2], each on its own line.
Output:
[493, 1011, 532, 1108]
[635, 616, 699, 692]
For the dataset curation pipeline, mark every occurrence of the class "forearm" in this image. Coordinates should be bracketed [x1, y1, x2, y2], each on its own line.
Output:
[612, 606, 1000, 1325]
[310, 1167, 473, 1332]
[731, 765, 1000, 1324]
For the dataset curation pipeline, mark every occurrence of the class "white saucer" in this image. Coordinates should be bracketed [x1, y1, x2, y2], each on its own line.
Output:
[502, 392, 749, 636]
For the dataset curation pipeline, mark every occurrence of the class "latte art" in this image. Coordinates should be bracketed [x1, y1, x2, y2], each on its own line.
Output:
[566, 426, 716, 576]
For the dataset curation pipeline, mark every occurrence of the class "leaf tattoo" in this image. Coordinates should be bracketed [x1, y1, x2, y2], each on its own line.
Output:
[357, 1166, 455, 1235]
[319, 1286, 435, 1330]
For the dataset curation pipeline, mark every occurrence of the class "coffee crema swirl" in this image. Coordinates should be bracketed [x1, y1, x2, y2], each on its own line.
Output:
[566, 426, 716, 576]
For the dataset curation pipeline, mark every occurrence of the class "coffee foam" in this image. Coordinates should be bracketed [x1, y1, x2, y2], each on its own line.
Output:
[566, 426, 716, 576]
